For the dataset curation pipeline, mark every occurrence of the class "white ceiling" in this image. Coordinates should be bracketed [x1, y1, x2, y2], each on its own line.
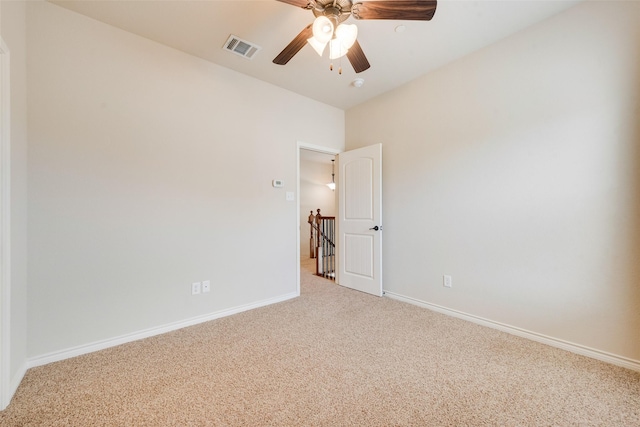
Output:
[301, 148, 335, 165]
[49, 0, 582, 110]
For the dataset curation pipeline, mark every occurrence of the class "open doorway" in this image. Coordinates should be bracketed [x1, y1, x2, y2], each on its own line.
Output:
[297, 144, 339, 295]
[300, 150, 336, 257]
[297, 143, 383, 297]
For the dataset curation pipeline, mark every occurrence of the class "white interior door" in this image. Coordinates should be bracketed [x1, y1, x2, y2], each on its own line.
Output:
[336, 143, 382, 296]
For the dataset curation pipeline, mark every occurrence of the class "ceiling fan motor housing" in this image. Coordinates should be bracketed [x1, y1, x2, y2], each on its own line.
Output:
[313, 0, 352, 24]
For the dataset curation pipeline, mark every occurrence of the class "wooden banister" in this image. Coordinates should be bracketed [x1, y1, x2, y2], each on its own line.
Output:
[308, 208, 336, 280]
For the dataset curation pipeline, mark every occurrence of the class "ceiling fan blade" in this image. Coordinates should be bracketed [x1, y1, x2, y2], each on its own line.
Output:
[352, 0, 437, 21]
[347, 40, 371, 73]
[273, 24, 313, 65]
[276, 0, 313, 9]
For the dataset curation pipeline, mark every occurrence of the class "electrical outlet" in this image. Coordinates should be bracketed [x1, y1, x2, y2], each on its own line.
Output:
[443, 275, 452, 288]
[192, 282, 201, 295]
[202, 280, 211, 293]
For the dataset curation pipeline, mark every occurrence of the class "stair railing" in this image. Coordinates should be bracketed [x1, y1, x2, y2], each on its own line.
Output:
[308, 209, 335, 280]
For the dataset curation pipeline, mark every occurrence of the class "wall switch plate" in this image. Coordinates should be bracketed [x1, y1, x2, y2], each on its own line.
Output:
[286, 191, 295, 201]
[192, 282, 201, 295]
[202, 280, 211, 293]
[443, 275, 453, 288]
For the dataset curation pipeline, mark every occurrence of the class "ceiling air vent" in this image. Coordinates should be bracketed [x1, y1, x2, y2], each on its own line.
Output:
[223, 35, 261, 60]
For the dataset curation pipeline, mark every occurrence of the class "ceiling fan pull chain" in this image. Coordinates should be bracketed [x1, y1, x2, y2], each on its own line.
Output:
[329, 35, 334, 72]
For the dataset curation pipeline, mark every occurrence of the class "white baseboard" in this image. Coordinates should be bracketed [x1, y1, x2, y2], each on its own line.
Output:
[384, 290, 640, 373]
[8, 362, 27, 403]
[27, 292, 298, 369]
[1, 361, 27, 410]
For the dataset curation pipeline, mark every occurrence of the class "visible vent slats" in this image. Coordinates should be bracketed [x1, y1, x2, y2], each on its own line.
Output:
[226, 38, 239, 51]
[234, 41, 251, 55]
[223, 35, 261, 60]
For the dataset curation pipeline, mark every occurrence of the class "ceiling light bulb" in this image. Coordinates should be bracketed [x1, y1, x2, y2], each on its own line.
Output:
[312, 16, 334, 44]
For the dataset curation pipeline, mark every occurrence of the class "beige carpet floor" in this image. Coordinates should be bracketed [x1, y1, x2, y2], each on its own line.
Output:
[1, 258, 639, 426]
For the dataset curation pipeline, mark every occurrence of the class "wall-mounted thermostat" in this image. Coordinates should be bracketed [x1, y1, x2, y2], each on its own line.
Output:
[272, 180, 284, 188]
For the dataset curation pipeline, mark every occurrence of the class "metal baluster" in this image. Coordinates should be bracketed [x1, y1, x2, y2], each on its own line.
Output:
[328, 219, 332, 278]
[326, 218, 330, 278]
[330, 218, 334, 278]
[323, 218, 327, 278]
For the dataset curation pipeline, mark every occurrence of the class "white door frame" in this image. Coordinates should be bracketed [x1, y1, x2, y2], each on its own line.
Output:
[0, 37, 12, 410]
[296, 141, 340, 295]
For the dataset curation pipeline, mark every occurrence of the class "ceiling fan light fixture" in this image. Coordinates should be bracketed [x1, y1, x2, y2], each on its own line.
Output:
[329, 23, 358, 60]
[336, 23, 358, 49]
[307, 37, 328, 56]
[329, 38, 348, 60]
[312, 16, 334, 44]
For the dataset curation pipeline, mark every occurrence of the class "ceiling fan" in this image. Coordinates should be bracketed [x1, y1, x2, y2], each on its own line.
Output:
[273, 0, 438, 74]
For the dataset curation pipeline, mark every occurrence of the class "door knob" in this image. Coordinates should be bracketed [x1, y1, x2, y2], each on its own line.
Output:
[369, 226, 380, 231]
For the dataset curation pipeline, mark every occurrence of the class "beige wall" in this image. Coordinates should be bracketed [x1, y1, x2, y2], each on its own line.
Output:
[346, 1, 640, 363]
[1, 0, 29, 405]
[26, 1, 344, 359]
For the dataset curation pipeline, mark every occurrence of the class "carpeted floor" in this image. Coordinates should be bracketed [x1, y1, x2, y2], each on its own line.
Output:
[1, 258, 639, 426]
